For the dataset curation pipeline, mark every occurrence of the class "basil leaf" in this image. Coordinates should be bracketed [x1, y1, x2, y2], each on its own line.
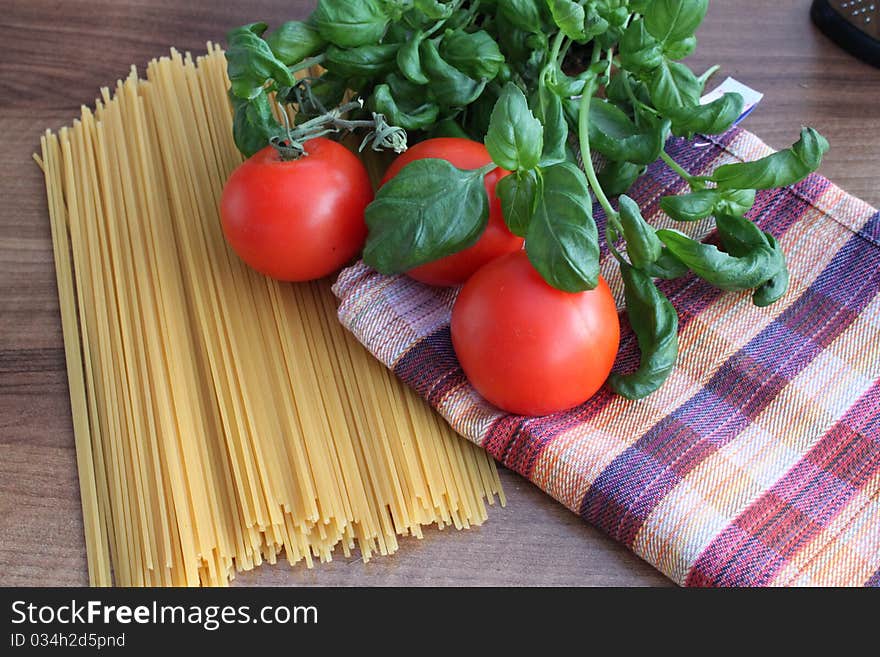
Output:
[498, 0, 542, 32]
[265, 21, 326, 66]
[397, 31, 430, 85]
[414, 0, 454, 20]
[610, 262, 680, 400]
[644, 0, 709, 43]
[525, 163, 600, 292]
[660, 188, 756, 222]
[440, 29, 505, 81]
[710, 127, 829, 190]
[589, 99, 670, 165]
[607, 73, 653, 108]
[428, 118, 472, 139]
[601, 2, 631, 28]
[619, 19, 663, 74]
[530, 82, 568, 166]
[648, 59, 703, 112]
[547, 70, 588, 98]
[528, 29, 551, 51]
[716, 189, 756, 217]
[792, 125, 830, 169]
[464, 86, 501, 140]
[313, 0, 390, 48]
[752, 235, 790, 307]
[497, 170, 538, 237]
[715, 212, 770, 255]
[643, 249, 690, 279]
[629, 0, 654, 12]
[496, 14, 533, 63]
[658, 228, 784, 291]
[325, 44, 398, 78]
[231, 91, 282, 158]
[666, 92, 744, 137]
[371, 84, 439, 130]
[226, 23, 295, 100]
[583, 3, 612, 41]
[714, 214, 790, 305]
[547, 0, 587, 40]
[660, 189, 718, 222]
[485, 83, 544, 171]
[384, 71, 425, 103]
[420, 40, 487, 107]
[619, 195, 663, 270]
[384, 21, 411, 42]
[363, 159, 490, 273]
[443, 8, 476, 31]
[663, 35, 698, 60]
[597, 160, 645, 197]
[605, 73, 630, 105]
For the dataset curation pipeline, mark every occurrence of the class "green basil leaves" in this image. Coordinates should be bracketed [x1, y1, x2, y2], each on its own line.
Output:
[227, 0, 831, 405]
[619, 21, 664, 73]
[526, 163, 600, 293]
[226, 23, 295, 100]
[657, 226, 784, 292]
[231, 91, 282, 158]
[397, 32, 430, 85]
[661, 188, 756, 222]
[485, 83, 544, 171]
[547, 0, 588, 40]
[363, 159, 491, 273]
[325, 44, 398, 78]
[420, 40, 487, 107]
[619, 195, 663, 270]
[589, 99, 671, 165]
[371, 84, 439, 130]
[666, 92, 744, 137]
[530, 83, 569, 166]
[498, 0, 542, 32]
[710, 127, 830, 190]
[497, 171, 538, 237]
[649, 60, 703, 113]
[313, 0, 390, 48]
[610, 263, 680, 400]
[644, 0, 710, 44]
[265, 21, 326, 66]
[440, 30, 505, 81]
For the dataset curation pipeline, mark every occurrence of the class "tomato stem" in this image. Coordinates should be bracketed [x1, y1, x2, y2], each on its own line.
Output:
[269, 98, 408, 161]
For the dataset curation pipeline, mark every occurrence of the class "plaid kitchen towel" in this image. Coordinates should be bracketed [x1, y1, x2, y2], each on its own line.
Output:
[333, 126, 880, 587]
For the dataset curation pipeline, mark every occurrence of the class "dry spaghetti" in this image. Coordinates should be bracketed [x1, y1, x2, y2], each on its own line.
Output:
[37, 44, 504, 587]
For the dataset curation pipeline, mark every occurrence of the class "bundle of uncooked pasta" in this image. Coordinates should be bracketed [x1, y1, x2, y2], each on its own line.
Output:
[37, 44, 503, 587]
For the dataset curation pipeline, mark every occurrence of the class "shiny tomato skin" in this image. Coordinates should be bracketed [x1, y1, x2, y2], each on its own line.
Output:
[451, 251, 621, 416]
[381, 138, 523, 287]
[221, 139, 373, 282]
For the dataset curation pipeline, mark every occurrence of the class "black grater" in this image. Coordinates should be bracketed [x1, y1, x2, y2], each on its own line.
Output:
[811, 0, 880, 67]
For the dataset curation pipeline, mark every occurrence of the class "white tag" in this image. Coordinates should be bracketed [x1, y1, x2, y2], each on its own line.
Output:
[700, 77, 764, 125]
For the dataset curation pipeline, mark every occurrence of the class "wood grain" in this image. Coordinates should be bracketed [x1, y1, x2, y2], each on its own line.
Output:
[0, 0, 877, 588]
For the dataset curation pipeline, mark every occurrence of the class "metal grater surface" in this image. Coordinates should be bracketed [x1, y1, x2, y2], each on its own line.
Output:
[829, 1, 879, 38]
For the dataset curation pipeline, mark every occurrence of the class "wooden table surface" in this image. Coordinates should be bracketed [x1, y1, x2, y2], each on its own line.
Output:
[1, 0, 878, 588]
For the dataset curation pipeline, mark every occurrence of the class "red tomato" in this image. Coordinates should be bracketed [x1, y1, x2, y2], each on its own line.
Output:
[451, 251, 621, 416]
[381, 138, 523, 287]
[221, 139, 372, 282]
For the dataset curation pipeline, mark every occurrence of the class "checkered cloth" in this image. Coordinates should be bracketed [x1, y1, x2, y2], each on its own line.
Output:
[333, 127, 880, 587]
